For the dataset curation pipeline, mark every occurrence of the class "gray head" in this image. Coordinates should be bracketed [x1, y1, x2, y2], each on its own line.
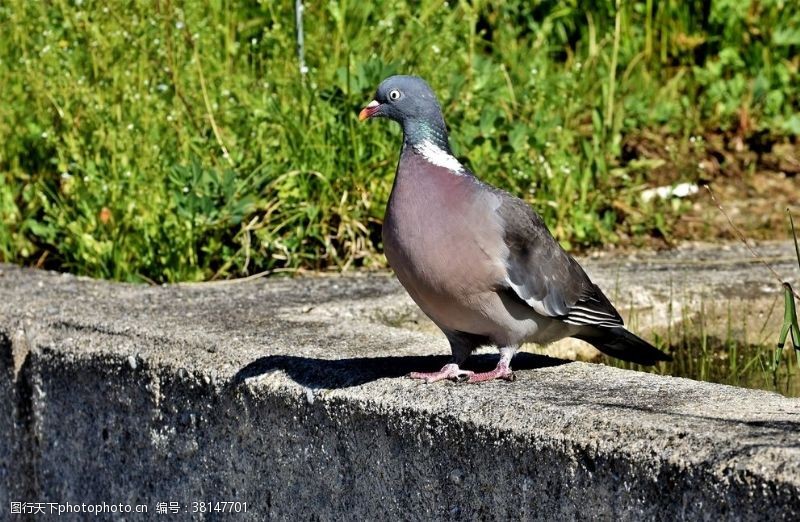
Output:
[359, 75, 450, 150]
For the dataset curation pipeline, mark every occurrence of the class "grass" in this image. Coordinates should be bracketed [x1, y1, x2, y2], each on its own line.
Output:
[606, 291, 800, 397]
[774, 212, 800, 376]
[1, 1, 799, 282]
[606, 209, 800, 397]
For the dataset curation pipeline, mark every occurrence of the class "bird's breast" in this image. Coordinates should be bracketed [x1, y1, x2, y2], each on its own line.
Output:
[382, 153, 507, 328]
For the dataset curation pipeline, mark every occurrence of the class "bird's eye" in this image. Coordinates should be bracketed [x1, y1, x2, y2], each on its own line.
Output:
[388, 89, 401, 101]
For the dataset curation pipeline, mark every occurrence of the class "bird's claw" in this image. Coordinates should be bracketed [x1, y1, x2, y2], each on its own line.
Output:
[409, 364, 515, 384]
[409, 364, 473, 384]
[465, 367, 515, 383]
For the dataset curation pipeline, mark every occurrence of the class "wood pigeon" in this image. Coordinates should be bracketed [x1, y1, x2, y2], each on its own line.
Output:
[359, 75, 671, 383]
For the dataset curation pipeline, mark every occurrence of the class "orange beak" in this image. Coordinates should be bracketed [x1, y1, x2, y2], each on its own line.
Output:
[358, 100, 381, 121]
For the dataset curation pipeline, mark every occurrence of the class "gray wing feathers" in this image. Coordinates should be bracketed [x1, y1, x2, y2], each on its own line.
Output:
[497, 194, 624, 328]
[562, 285, 624, 328]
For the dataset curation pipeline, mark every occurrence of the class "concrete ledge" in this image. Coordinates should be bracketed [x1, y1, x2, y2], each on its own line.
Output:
[0, 243, 799, 520]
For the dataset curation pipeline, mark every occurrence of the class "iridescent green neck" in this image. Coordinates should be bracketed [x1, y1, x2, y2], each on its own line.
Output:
[402, 118, 451, 152]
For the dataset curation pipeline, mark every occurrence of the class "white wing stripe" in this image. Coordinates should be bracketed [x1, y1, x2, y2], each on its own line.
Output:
[564, 318, 621, 328]
[505, 278, 552, 317]
[568, 310, 610, 321]
[565, 308, 623, 327]
[571, 305, 618, 318]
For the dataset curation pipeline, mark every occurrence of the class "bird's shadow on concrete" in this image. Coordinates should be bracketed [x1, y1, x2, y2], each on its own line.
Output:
[233, 352, 570, 389]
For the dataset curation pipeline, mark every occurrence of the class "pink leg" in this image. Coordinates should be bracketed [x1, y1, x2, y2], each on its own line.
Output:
[466, 346, 517, 383]
[410, 346, 518, 384]
[409, 363, 474, 383]
[466, 360, 515, 383]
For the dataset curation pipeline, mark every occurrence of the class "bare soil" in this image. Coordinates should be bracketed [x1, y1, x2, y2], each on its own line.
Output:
[620, 130, 799, 249]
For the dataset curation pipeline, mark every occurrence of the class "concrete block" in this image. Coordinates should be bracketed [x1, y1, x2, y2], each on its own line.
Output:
[0, 242, 798, 519]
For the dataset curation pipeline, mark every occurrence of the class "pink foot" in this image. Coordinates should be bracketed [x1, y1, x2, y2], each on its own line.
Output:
[466, 364, 515, 383]
[409, 363, 474, 383]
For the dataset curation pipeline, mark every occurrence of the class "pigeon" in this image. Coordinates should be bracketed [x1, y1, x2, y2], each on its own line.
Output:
[359, 75, 671, 383]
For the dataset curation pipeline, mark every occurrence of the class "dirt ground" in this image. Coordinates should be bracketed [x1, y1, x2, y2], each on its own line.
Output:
[620, 130, 799, 248]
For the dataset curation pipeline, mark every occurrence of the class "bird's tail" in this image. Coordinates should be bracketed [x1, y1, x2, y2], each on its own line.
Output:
[574, 326, 672, 366]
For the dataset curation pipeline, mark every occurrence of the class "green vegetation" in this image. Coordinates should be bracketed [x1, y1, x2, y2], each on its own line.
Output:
[774, 212, 800, 376]
[1, 1, 799, 282]
[605, 210, 800, 397]
[608, 296, 800, 398]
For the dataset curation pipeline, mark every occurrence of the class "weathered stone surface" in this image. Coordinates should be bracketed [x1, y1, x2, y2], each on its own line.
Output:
[0, 241, 798, 520]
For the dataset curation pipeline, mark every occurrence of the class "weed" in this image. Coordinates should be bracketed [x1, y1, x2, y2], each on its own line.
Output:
[774, 212, 800, 371]
[0, 1, 798, 281]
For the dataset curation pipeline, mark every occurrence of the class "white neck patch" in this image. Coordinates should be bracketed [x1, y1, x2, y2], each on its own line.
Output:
[412, 139, 464, 174]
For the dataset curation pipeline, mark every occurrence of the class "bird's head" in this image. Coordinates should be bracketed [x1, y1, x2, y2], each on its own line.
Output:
[359, 75, 449, 147]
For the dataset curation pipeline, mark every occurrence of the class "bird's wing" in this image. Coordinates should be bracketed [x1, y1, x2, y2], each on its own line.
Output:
[494, 192, 624, 328]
